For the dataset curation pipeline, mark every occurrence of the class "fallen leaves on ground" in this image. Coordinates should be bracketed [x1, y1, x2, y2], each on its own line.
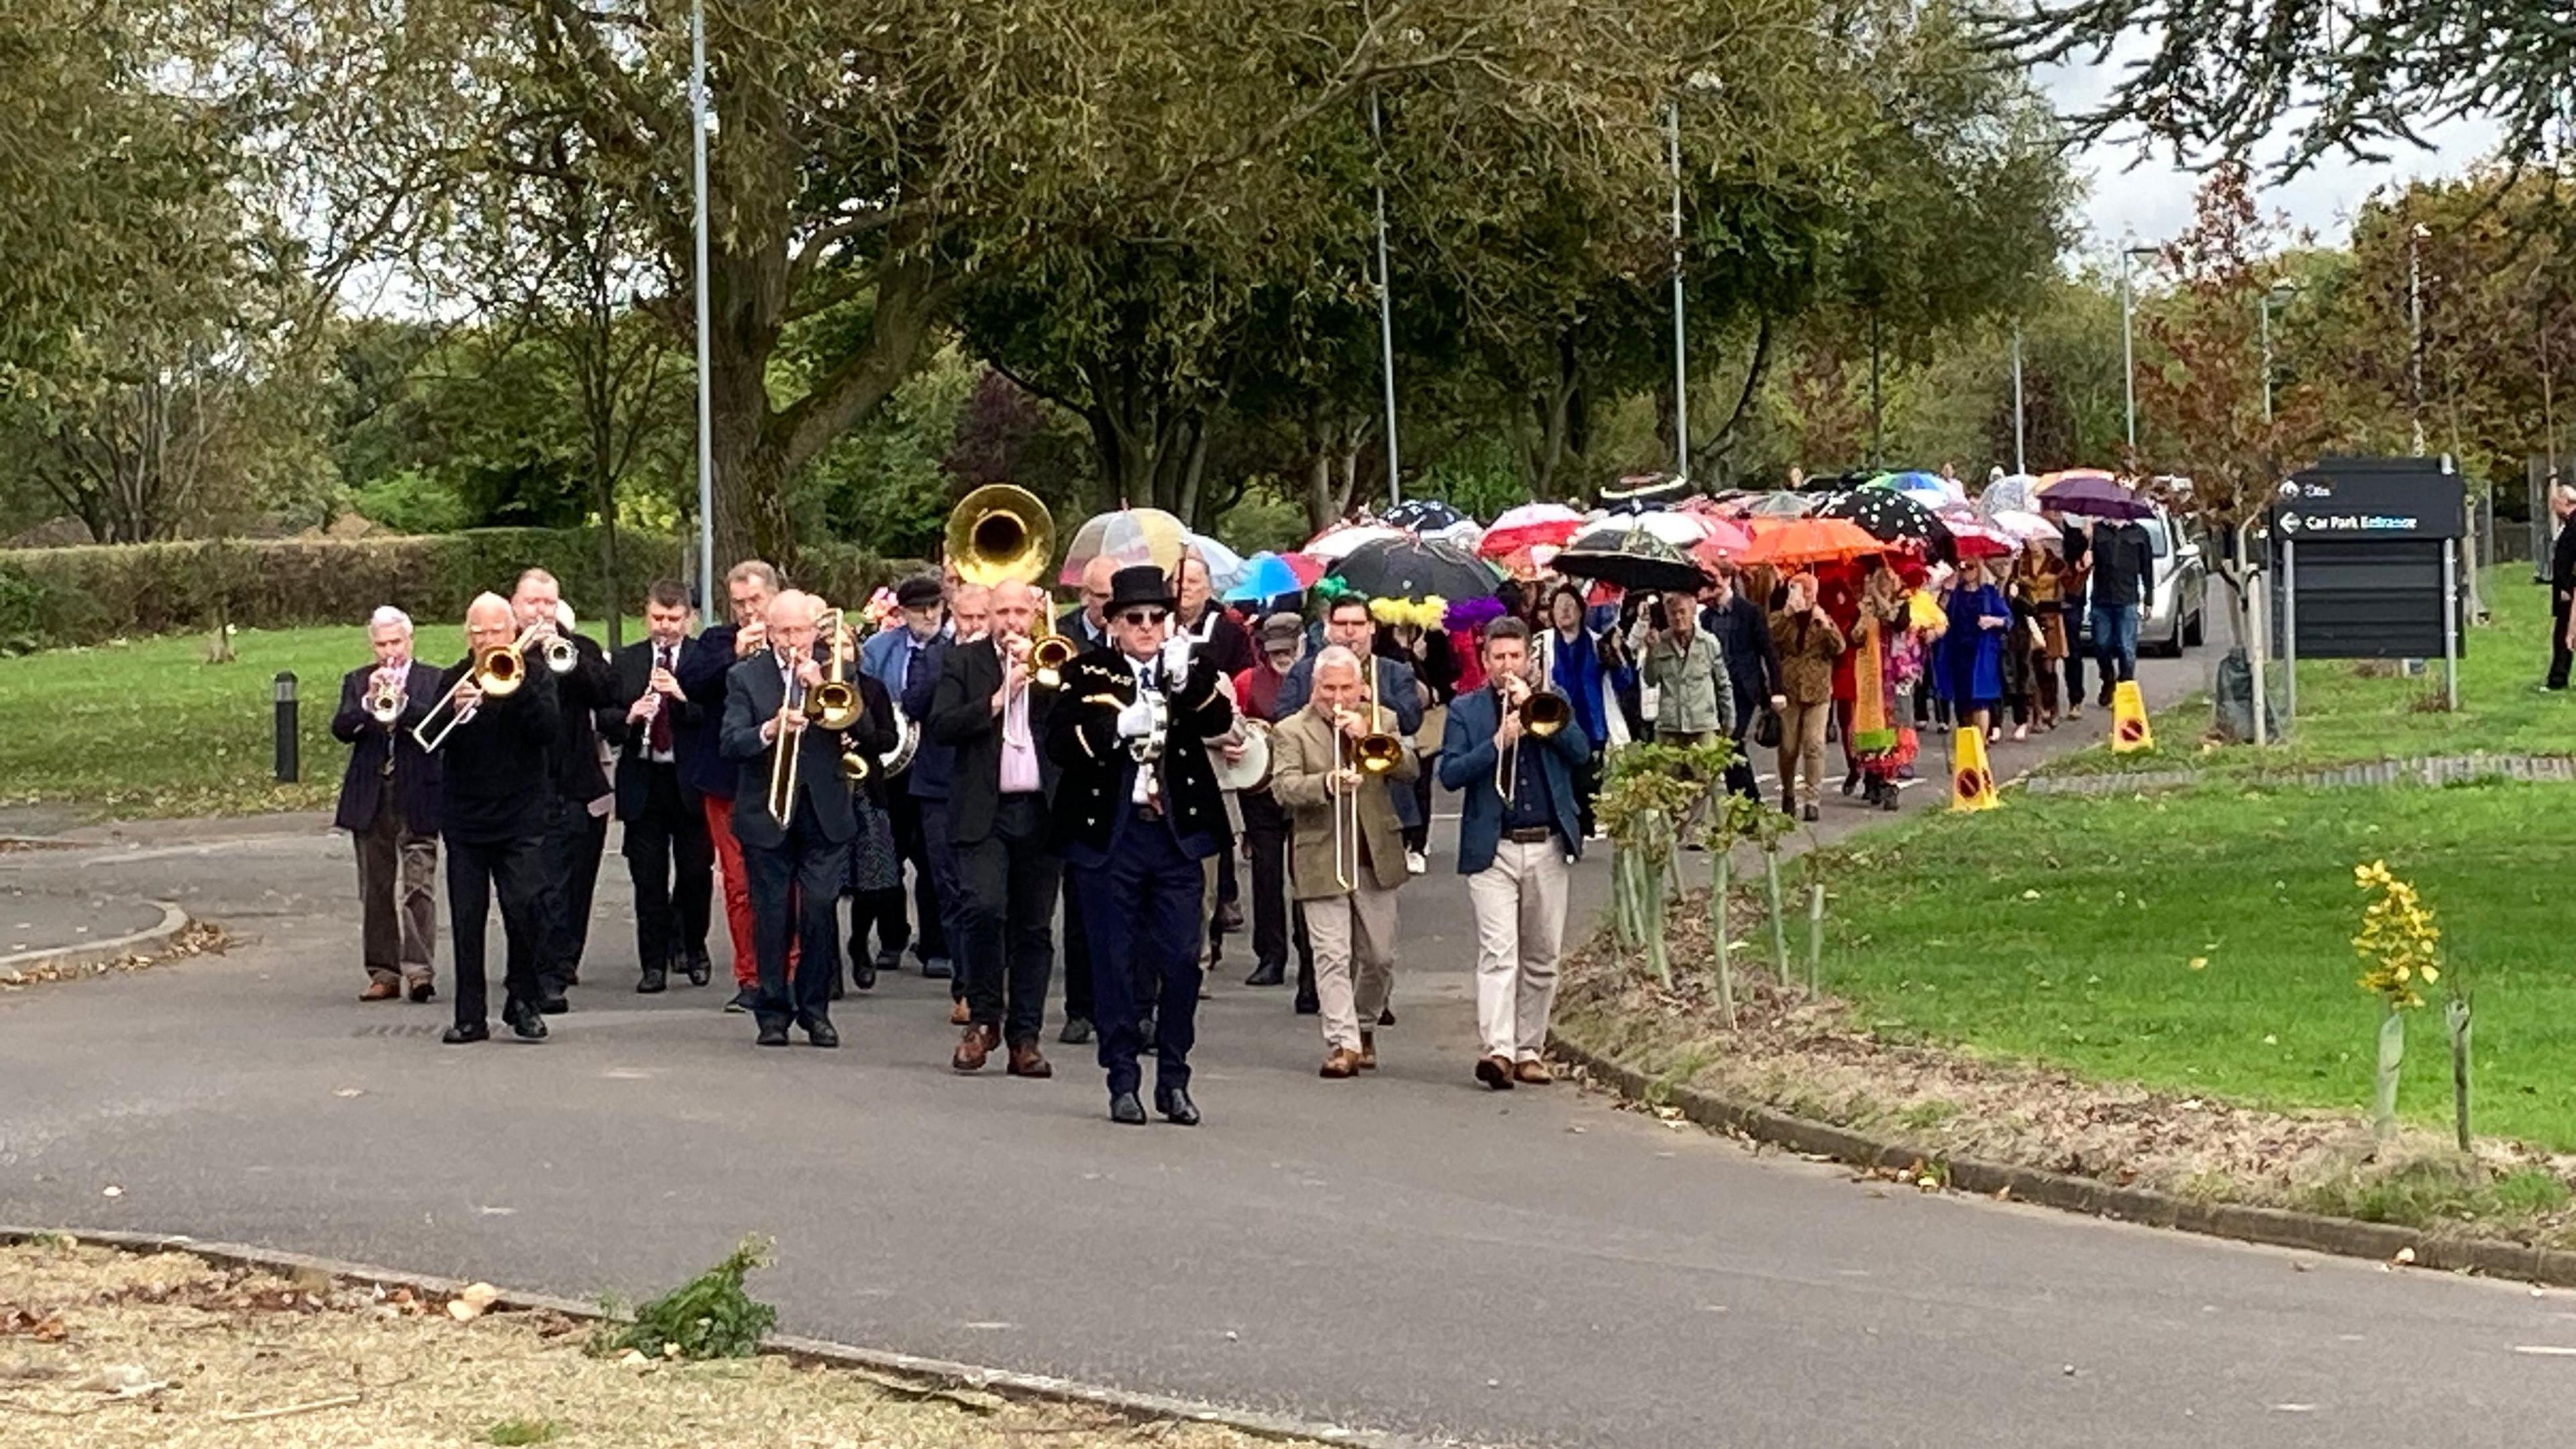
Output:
[0, 921, 229, 989]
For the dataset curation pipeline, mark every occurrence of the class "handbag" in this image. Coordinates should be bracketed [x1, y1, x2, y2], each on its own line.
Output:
[1753, 705, 1782, 750]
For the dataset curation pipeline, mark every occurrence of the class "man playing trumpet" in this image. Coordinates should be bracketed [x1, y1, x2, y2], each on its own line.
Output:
[330, 606, 445, 1002]
[1439, 618, 1590, 1089]
[1267, 646, 1417, 1079]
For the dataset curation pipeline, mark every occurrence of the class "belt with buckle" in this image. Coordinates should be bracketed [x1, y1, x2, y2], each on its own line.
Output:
[1505, 826, 1554, 845]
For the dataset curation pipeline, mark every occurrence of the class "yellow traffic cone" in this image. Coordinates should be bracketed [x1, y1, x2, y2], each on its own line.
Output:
[2110, 680, 2154, 753]
[1949, 726, 1998, 812]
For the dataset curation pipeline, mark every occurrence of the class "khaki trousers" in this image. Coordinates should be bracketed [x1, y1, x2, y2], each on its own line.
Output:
[1304, 879, 1399, 1052]
[355, 806, 439, 985]
[1775, 699, 1831, 808]
[1466, 839, 1569, 1062]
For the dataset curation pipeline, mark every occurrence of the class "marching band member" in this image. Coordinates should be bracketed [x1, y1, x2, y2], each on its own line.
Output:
[927, 578, 1061, 1077]
[719, 590, 883, 1048]
[1267, 646, 1417, 1079]
[675, 559, 783, 1012]
[1439, 618, 1590, 1089]
[511, 568, 617, 1012]
[861, 576, 961, 992]
[330, 606, 443, 1002]
[1045, 565, 1236, 1126]
[1230, 612, 1307, 991]
[1051, 554, 1121, 1045]
[436, 593, 561, 1044]
[910, 584, 979, 1024]
[1277, 596, 1427, 870]
[605, 580, 715, 994]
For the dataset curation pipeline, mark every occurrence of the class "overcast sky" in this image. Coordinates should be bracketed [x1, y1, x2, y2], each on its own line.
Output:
[2041, 56, 2501, 262]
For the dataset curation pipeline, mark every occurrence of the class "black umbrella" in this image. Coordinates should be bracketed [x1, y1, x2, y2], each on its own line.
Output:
[1380, 498, 1468, 533]
[1325, 537, 1501, 603]
[1552, 529, 1708, 595]
[1818, 488, 1955, 562]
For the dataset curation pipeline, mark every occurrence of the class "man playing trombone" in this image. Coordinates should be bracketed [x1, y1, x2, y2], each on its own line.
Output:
[330, 606, 444, 1003]
[1438, 617, 1590, 1090]
[1267, 646, 1417, 1079]
[429, 593, 561, 1044]
[720, 590, 881, 1048]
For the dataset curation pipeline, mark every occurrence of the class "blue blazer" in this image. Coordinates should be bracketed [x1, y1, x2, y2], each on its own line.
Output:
[1438, 684, 1589, 875]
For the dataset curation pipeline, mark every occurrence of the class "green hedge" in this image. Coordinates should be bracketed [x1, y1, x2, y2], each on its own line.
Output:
[0, 531, 927, 649]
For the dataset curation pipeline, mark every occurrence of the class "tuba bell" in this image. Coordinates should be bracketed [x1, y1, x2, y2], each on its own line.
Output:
[949, 483, 1071, 686]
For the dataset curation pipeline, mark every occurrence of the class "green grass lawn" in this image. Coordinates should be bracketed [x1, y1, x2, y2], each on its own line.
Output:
[1818, 777, 2576, 1150]
[2045, 567, 2574, 777]
[0, 618, 646, 821]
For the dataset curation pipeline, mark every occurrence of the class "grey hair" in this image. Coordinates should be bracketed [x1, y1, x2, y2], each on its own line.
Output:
[368, 606, 413, 637]
[1313, 644, 1363, 680]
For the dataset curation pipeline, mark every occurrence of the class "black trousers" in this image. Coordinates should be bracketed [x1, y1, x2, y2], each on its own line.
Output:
[537, 794, 607, 992]
[1237, 790, 1309, 975]
[623, 763, 712, 976]
[1723, 691, 1761, 800]
[2551, 595, 2572, 690]
[745, 822, 849, 1031]
[955, 794, 1062, 1045]
[2061, 602, 2088, 704]
[886, 788, 948, 963]
[1061, 879, 1094, 1024]
[1073, 820, 1206, 1097]
[446, 833, 543, 1028]
[847, 884, 909, 961]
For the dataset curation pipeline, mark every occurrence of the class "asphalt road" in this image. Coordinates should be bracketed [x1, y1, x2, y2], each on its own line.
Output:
[11, 637, 2576, 1448]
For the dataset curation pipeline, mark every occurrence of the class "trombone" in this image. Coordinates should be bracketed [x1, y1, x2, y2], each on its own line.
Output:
[768, 604, 865, 820]
[1332, 671, 1404, 890]
[412, 623, 548, 753]
[949, 483, 1073, 686]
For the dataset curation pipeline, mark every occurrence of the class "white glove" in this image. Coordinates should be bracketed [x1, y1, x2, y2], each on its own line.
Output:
[1158, 635, 1193, 684]
[1116, 695, 1158, 739]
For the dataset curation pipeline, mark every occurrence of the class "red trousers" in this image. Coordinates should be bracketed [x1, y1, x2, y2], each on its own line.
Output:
[702, 794, 795, 986]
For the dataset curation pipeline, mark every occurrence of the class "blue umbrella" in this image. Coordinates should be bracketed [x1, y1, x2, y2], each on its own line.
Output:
[1221, 551, 1321, 603]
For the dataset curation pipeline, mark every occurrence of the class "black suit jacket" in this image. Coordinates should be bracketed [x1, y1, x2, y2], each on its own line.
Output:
[602, 638, 708, 820]
[541, 631, 619, 804]
[1043, 644, 1234, 866]
[329, 660, 445, 835]
[925, 636, 1060, 847]
[719, 653, 884, 849]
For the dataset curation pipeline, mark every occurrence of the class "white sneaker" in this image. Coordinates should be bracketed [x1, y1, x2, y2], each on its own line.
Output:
[1405, 849, 1428, 875]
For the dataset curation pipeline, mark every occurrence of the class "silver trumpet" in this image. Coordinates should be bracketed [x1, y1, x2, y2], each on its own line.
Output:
[364, 672, 406, 725]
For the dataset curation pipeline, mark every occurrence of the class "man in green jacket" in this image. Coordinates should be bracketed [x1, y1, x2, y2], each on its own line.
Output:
[1640, 588, 1732, 747]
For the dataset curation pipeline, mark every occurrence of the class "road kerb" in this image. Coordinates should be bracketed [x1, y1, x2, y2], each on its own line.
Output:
[0, 900, 191, 982]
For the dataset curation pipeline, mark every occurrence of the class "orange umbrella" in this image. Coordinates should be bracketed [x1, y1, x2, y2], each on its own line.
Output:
[1736, 516, 1882, 568]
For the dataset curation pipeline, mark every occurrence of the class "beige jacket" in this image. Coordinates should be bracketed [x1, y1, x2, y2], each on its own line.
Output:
[1267, 703, 1417, 900]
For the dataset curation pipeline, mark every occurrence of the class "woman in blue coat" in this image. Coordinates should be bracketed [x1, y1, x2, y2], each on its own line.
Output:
[1939, 558, 2011, 735]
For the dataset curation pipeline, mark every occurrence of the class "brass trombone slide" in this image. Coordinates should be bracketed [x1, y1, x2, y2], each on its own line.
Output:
[412, 623, 549, 753]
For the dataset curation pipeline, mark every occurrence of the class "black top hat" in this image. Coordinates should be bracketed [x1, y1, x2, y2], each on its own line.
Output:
[1106, 564, 1175, 613]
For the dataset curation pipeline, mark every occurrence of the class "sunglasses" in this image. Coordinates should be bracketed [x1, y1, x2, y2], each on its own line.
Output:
[1120, 608, 1169, 627]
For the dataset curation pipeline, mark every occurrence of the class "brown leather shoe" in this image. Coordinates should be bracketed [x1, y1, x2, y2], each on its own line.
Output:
[1474, 1055, 1515, 1091]
[1319, 1048, 1361, 1079]
[360, 979, 399, 1002]
[1513, 1059, 1554, 1085]
[952, 1024, 990, 1072]
[1357, 1030, 1378, 1071]
[949, 998, 971, 1026]
[1006, 1040, 1052, 1078]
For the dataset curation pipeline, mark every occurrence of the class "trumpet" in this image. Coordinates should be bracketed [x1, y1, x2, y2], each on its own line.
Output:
[536, 602, 581, 674]
[364, 669, 406, 725]
[412, 624, 548, 753]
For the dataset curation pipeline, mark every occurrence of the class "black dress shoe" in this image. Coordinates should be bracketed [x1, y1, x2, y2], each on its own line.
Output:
[725, 988, 757, 1014]
[1840, 766, 1861, 796]
[1801, 802, 1819, 822]
[755, 1021, 790, 1047]
[441, 1022, 488, 1044]
[408, 979, 437, 1004]
[537, 993, 570, 1016]
[873, 949, 900, 978]
[502, 1000, 547, 1040]
[1293, 991, 1320, 1016]
[1108, 1091, 1148, 1126]
[684, 952, 712, 987]
[801, 1017, 840, 1049]
[1377, 1006, 1396, 1027]
[637, 965, 668, 994]
[1212, 899, 1244, 933]
[1059, 1016, 1094, 1045]
[1243, 962, 1285, 987]
[851, 956, 877, 992]
[920, 956, 953, 979]
[1153, 1085, 1201, 1126]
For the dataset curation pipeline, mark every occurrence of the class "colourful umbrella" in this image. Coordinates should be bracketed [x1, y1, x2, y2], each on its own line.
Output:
[1948, 522, 2017, 561]
[1059, 507, 1187, 585]
[1735, 516, 1883, 568]
[1687, 517, 1756, 572]
[1818, 488, 1956, 561]
[1479, 502, 1587, 555]
[1582, 508, 1714, 547]
[1220, 550, 1326, 602]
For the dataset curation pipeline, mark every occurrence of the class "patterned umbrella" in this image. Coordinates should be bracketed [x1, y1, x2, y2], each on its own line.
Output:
[1381, 499, 1469, 533]
[1479, 502, 1587, 555]
[1059, 507, 1187, 585]
[1948, 522, 2017, 561]
[1818, 488, 1956, 561]
[2035, 470, 2152, 520]
[1324, 537, 1501, 603]
[1979, 474, 2040, 518]
[1303, 521, 1407, 561]
[1553, 528, 1709, 594]
[1733, 517, 1883, 568]
[1582, 508, 1713, 547]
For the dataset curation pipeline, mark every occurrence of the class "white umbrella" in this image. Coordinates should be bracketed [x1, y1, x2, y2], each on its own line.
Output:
[1182, 532, 1248, 592]
[1581, 508, 1713, 547]
[1987, 508, 2062, 548]
[1303, 522, 1405, 561]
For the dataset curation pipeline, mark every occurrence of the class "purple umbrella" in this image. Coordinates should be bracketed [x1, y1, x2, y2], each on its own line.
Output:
[2036, 470, 2153, 520]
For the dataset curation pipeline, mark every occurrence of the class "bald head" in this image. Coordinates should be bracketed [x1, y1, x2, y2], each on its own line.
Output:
[1079, 555, 1118, 627]
[464, 592, 515, 651]
[767, 590, 819, 631]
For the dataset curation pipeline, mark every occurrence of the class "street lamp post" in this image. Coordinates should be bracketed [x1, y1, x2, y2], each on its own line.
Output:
[2408, 221, 2429, 455]
[2010, 319, 2025, 476]
[1667, 99, 1688, 486]
[2120, 242, 2159, 456]
[2259, 280, 2300, 423]
[690, 0, 714, 600]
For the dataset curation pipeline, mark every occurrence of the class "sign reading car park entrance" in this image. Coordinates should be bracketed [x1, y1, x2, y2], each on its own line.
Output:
[2271, 455, 2465, 712]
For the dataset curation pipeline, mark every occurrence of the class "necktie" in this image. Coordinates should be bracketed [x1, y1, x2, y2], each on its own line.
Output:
[648, 646, 674, 754]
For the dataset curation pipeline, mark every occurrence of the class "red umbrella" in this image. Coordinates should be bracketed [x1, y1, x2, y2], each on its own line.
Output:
[1736, 517, 1883, 568]
[1479, 502, 1587, 556]
[1948, 523, 2017, 561]
[1686, 517, 1756, 570]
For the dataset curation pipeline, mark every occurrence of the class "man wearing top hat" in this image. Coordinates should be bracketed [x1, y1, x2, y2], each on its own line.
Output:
[1044, 564, 1237, 1126]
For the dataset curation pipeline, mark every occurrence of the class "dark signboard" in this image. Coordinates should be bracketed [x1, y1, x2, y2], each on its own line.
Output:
[2271, 458, 2465, 662]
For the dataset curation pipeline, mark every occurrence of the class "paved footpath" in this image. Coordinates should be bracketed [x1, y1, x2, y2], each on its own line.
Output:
[9, 645, 2576, 1448]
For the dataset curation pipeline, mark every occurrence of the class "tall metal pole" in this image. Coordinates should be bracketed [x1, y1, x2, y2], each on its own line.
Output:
[2010, 319, 2026, 475]
[690, 0, 715, 598]
[2259, 295, 2275, 423]
[2408, 222, 2427, 455]
[1369, 90, 1402, 507]
[2120, 248, 2137, 455]
[1667, 101, 1688, 485]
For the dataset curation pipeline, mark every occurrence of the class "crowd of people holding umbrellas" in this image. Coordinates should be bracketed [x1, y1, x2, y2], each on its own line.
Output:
[1195, 462, 2163, 832]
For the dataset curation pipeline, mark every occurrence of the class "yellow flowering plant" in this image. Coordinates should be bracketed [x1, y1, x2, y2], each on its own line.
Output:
[2351, 860, 2469, 1150]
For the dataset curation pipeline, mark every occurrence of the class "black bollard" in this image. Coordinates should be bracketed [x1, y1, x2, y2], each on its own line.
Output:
[273, 671, 299, 784]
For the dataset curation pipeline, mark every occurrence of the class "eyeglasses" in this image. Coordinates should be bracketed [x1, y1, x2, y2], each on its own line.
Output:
[1120, 608, 1169, 627]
